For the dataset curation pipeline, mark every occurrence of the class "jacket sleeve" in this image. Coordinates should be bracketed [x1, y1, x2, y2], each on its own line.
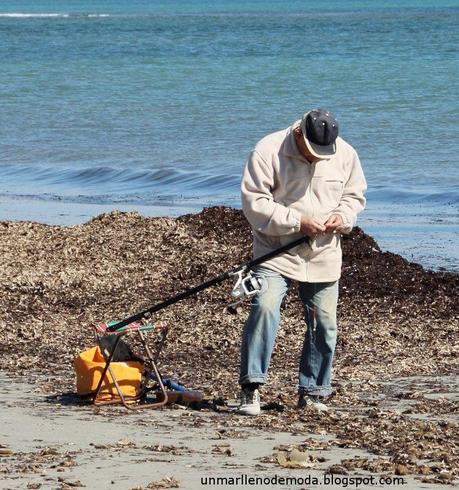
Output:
[333, 151, 367, 234]
[241, 150, 302, 236]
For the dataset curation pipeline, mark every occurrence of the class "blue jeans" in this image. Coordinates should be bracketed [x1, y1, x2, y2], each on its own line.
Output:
[239, 266, 339, 397]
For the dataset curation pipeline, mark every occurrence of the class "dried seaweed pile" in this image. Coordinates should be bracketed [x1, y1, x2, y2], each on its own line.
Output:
[0, 206, 457, 482]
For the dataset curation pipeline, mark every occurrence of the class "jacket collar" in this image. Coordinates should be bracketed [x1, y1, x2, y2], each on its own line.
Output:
[281, 121, 304, 160]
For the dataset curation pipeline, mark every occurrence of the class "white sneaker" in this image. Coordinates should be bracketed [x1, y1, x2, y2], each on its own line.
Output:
[238, 386, 261, 416]
[298, 394, 329, 412]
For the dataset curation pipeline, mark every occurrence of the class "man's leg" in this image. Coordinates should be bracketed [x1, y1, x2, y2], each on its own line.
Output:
[239, 266, 290, 387]
[298, 281, 339, 400]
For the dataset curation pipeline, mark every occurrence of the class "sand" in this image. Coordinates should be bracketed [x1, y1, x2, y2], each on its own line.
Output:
[2, 373, 456, 490]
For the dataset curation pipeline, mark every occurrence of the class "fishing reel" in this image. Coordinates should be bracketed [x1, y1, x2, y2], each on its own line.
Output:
[227, 268, 263, 314]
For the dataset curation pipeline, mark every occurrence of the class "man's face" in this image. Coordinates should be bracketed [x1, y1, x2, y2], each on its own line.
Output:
[293, 126, 320, 163]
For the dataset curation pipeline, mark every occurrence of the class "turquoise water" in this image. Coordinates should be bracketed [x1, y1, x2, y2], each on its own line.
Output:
[0, 1, 458, 270]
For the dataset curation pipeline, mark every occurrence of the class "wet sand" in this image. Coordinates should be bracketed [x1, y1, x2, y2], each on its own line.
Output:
[1, 373, 457, 490]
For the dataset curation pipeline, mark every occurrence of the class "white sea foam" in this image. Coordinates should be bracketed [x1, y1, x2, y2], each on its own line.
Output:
[0, 13, 69, 18]
[0, 13, 113, 19]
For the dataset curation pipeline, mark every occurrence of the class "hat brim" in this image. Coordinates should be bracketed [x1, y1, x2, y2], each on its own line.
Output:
[303, 138, 336, 159]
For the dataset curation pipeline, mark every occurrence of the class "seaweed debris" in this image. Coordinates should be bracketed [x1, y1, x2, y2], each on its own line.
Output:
[0, 206, 457, 482]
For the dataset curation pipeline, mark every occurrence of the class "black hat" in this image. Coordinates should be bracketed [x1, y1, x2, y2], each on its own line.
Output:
[300, 109, 339, 159]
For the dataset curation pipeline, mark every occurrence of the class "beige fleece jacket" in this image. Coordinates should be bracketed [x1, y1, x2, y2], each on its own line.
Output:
[241, 122, 367, 282]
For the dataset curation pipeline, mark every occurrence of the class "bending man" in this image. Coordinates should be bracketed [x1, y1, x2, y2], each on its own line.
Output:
[239, 109, 367, 415]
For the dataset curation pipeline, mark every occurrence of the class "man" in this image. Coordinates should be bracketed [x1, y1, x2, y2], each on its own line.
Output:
[239, 109, 367, 415]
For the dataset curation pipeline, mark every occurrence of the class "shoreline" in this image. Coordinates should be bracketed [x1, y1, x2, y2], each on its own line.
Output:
[0, 206, 457, 487]
[0, 199, 457, 274]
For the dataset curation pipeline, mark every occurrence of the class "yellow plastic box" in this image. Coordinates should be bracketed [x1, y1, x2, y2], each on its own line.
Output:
[74, 346, 144, 399]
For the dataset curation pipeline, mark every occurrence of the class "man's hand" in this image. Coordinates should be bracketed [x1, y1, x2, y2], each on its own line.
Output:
[324, 214, 344, 233]
[300, 216, 326, 238]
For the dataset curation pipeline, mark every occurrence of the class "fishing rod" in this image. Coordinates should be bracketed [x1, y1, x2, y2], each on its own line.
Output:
[107, 235, 308, 332]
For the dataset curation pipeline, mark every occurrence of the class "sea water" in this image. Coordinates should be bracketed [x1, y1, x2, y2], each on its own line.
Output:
[0, 0, 458, 271]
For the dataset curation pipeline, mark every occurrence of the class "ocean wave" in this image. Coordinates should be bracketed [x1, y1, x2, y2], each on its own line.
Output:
[0, 12, 112, 19]
[0, 163, 457, 208]
[0, 163, 240, 196]
[0, 13, 70, 18]
[0, 11, 387, 20]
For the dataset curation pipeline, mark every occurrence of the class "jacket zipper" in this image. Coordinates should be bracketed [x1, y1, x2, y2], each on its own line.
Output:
[304, 162, 315, 282]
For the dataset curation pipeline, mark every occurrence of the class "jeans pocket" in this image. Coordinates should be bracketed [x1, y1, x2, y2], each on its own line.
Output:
[252, 267, 272, 296]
